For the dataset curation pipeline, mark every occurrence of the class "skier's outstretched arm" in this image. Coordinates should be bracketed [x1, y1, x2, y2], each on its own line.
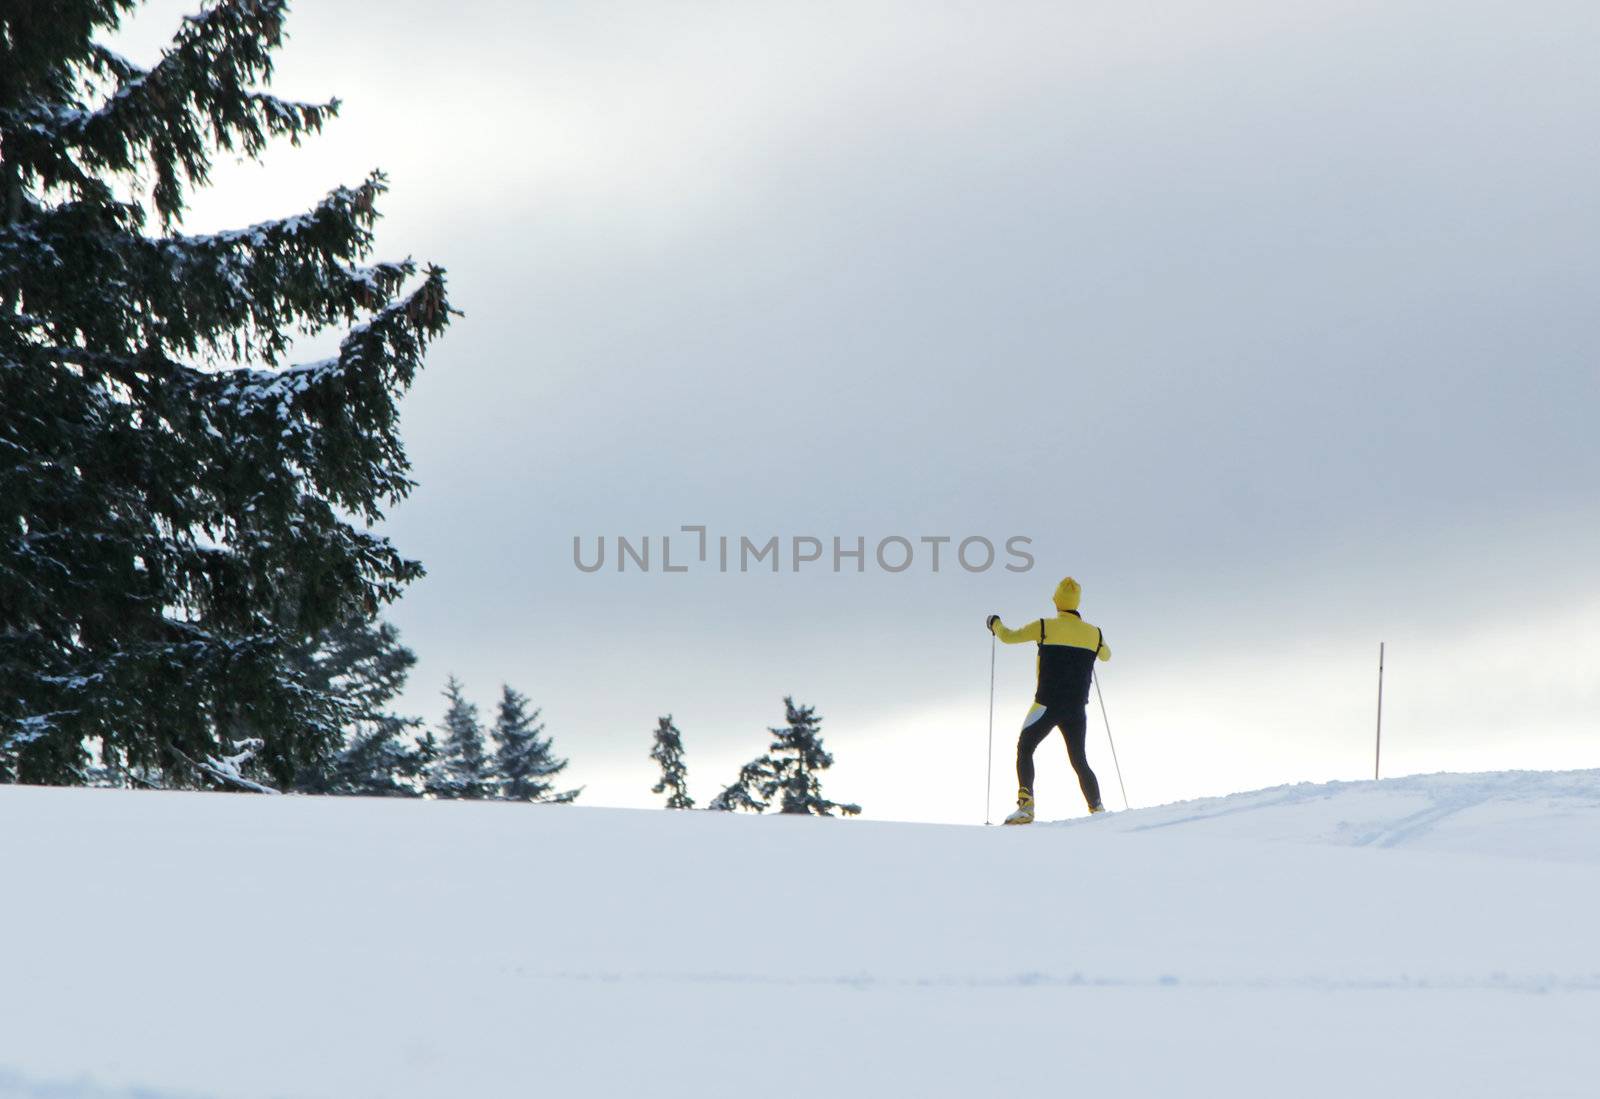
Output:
[1097, 639, 1112, 662]
[987, 617, 1043, 645]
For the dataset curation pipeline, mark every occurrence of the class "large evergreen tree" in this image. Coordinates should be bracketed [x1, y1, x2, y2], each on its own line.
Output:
[0, 2, 452, 788]
[648, 714, 694, 809]
[760, 697, 860, 817]
[427, 677, 490, 800]
[492, 684, 578, 804]
[291, 616, 423, 797]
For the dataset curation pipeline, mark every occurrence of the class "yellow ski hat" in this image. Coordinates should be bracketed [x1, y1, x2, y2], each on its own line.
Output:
[1052, 577, 1082, 612]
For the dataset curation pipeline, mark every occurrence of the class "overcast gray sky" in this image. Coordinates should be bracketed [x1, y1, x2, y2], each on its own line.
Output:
[114, 0, 1598, 822]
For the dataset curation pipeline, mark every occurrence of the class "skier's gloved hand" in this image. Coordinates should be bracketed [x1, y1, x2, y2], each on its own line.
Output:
[986, 614, 999, 633]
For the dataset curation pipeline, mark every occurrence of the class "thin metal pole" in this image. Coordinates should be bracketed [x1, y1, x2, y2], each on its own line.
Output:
[985, 633, 996, 825]
[1093, 669, 1129, 811]
[1374, 642, 1385, 781]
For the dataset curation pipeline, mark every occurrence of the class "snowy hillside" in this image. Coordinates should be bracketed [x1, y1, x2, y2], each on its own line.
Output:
[3, 771, 1598, 1098]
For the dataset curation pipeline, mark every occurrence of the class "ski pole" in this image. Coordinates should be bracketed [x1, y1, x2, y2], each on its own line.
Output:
[985, 632, 996, 825]
[1374, 641, 1385, 781]
[1093, 668, 1129, 811]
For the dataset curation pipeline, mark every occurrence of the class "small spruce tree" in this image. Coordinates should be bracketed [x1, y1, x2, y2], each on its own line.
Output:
[492, 685, 579, 804]
[707, 755, 774, 813]
[427, 677, 491, 800]
[649, 715, 694, 809]
[760, 697, 860, 817]
[413, 728, 440, 790]
[307, 717, 422, 798]
[291, 616, 423, 797]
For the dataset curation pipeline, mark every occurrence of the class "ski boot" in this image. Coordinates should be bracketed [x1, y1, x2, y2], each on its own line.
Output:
[1003, 788, 1035, 825]
[1088, 803, 1106, 815]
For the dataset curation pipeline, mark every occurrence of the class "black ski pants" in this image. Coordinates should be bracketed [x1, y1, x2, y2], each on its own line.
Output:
[1016, 702, 1101, 809]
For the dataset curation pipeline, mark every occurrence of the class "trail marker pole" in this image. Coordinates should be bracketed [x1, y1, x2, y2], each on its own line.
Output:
[1374, 642, 1386, 781]
[1093, 669, 1129, 811]
[985, 633, 996, 825]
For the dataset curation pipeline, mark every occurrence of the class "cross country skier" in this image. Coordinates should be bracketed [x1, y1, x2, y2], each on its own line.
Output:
[987, 577, 1110, 824]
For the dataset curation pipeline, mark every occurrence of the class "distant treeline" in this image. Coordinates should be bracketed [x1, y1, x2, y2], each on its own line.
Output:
[650, 702, 860, 817]
[11, 605, 858, 816]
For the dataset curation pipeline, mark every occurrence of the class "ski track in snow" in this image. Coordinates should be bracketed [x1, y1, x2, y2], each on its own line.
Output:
[0, 1070, 210, 1099]
[526, 967, 1600, 994]
[1089, 767, 1600, 859]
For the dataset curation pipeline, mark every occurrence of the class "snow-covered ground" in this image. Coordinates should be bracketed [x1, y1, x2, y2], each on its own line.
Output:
[3, 770, 1598, 1098]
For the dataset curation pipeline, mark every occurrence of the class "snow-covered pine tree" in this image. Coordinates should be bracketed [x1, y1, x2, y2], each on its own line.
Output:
[413, 727, 440, 788]
[291, 616, 424, 797]
[649, 714, 694, 809]
[427, 677, 491, 800]
[707, 755, 774, 813]
[492, 684, 579, 804]
[0, 2, 452, 789]
[760, 697, 860, 817]
[306, 716, 421, 798]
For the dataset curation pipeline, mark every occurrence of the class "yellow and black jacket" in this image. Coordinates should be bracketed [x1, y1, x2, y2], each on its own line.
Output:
[992, 578, 1111, 708]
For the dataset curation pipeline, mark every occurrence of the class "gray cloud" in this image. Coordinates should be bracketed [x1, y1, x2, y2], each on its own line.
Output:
[108, 0, 1599, 817]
